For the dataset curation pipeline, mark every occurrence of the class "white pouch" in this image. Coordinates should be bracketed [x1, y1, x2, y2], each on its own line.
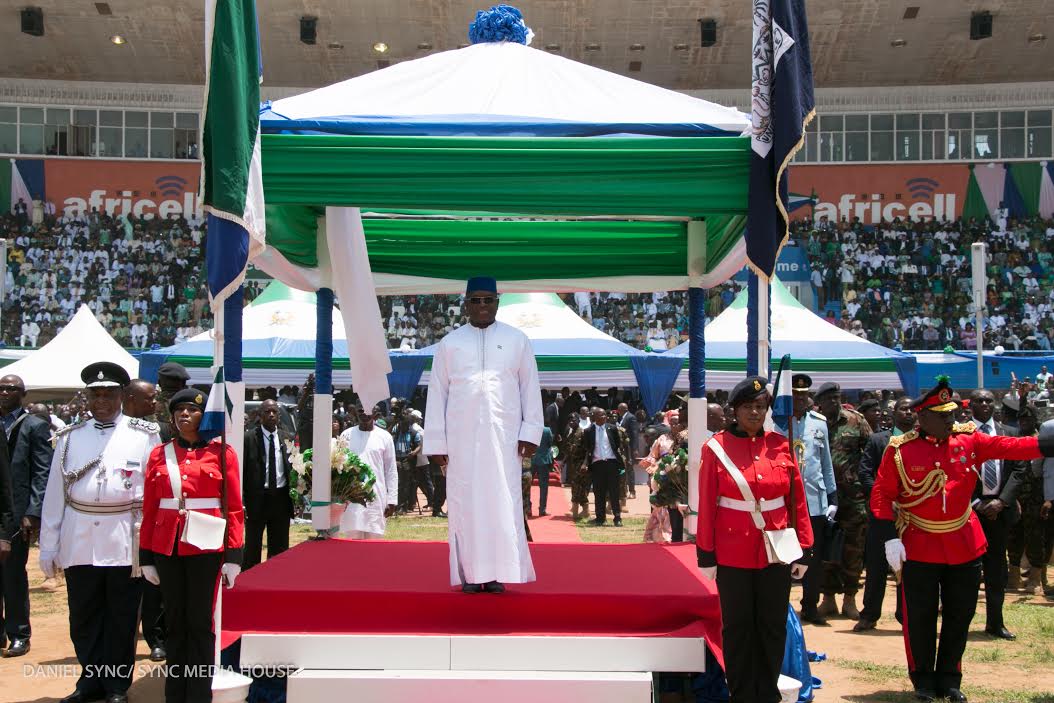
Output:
[707, 438, 803, 565]
[164, 443, 227, 551]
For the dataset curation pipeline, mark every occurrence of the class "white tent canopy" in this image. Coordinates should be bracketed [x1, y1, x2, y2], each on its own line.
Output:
[5, 305, 138, 398]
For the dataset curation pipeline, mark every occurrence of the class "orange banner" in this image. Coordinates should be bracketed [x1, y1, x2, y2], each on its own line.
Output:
[788, 163, 972, 224]
[44, 159, 202, 220]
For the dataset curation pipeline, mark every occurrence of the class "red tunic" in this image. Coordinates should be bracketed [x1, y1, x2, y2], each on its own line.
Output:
[140, 440, 245, 560]
[870, 427, 1039, 565]
[696, 430, 814, 569]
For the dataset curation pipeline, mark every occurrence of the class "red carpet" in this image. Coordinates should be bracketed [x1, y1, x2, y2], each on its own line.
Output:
[222, 540, 722, 663]
[527, 484, 581, 543]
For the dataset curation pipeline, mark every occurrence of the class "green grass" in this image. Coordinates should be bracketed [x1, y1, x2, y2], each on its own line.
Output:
[574, 515, 648, 543]
[964, 601, 1054, 665]
[833, 659, 1054, 703]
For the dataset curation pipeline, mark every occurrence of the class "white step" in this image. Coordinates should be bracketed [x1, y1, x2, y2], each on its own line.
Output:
[240, 633, 707, 673]
[287, 669, 653, 703]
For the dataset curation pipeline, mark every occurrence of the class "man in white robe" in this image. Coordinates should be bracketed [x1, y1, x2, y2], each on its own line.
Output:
[425, 277, 543, 593]
[338, 403, 398, 539]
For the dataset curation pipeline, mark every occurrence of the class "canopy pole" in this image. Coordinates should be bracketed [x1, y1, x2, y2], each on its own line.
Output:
[971, 243, 987, 389]
[311, 288, 335, 534]
[686, 286, 707, 536]
[746, 272, 771, 377]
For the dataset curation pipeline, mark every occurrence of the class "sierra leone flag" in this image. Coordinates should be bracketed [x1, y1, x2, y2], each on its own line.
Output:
[770, 354, 794, 435]
[202, 0, 266, 310]
[199, 367, 233, 440]
[746, 0, 815, 278]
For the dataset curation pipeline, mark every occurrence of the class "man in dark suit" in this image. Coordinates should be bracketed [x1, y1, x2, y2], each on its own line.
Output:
[0, 374, 53, 657]
[856, 396, 914, 632]
[579, 408, 629, 527]
[617, 403, 641, 499]
[969, 389, 1023, 640]
[242, 399, 294, 570]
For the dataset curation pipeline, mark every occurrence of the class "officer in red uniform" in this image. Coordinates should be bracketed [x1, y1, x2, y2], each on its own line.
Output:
[871, 378, 1054, 703]
[139, 388, 244, 703]
[697, 376, 813, 703]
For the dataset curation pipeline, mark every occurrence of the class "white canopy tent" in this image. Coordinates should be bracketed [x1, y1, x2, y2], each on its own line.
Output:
[5, 305, 138, 398]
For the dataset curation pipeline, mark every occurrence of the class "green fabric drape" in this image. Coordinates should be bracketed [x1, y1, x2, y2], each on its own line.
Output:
[261, 134, 750, 216]
[1009, 162, 1042, 216]
[265, 204, 321, 267]
[962, 166, 990, 222]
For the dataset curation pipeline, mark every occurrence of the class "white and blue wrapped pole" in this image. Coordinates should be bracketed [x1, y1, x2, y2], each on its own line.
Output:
[746, 271, 772, 378]
[311, 287, 335, 533]
[686, 219, 709, 535]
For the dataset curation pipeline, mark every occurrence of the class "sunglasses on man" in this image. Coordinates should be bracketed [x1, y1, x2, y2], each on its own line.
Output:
[466, 296, 498, 305]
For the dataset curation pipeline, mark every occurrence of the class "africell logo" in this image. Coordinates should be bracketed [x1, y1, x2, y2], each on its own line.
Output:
[813, 177, 957, 224]
[61, 174, 203, 220]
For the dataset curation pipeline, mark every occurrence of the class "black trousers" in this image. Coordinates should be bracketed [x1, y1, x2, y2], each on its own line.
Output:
[140, 581, 166, 649]
[717, 563, 792, 703]
[412, 462, 435, 508]
[589, 459, 621, 522]
[155, 550, 223, 703]
[429, 463, 446, 515]
[668, 507, 684, 543]
[978, 509, 1010, 631]
[64, 565, 142, 697]
[800, 515, 827, 613]
[0, 530, 31, 640]
[860, 515, 903, 624]
[901, 558, 982, 694]
[243, 488, 291, 570]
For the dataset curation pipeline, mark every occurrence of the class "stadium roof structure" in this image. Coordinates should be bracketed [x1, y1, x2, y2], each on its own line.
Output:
[2, 1, 1052, 90]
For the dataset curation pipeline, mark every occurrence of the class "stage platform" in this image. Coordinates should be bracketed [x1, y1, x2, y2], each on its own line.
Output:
[224, 540, 722, 702]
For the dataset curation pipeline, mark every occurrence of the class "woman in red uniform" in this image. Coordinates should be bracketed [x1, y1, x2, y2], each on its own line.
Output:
[139, 388, 244, 703]
[696, 376, 813, 703]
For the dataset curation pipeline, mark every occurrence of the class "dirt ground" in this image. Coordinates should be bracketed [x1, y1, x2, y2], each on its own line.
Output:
[2, 487, 1052, 702]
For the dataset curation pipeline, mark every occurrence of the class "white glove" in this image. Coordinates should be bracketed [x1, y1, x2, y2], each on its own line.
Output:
[699, 566, 717, 581]
[884, 538, 906, 573]
[221, 562, 241, 589]
[141, 565, 160, 586]
[825, 504, 838, 521]
[790, 563, 809, 579]
[38, 550, 59, 579]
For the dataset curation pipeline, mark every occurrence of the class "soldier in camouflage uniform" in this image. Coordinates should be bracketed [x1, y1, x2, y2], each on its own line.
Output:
[815, 383, 873, 620]
[1007, 406, 1047, 593]
[616, 422, 632, 508]
[567, 417, 592, 520]
[155, 362, 190, 442]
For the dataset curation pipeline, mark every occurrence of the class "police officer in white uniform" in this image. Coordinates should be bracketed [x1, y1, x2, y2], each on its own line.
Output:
[38, 362, 161, 703]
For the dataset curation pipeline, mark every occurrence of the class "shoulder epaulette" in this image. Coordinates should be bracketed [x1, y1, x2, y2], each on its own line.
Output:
[843, 407, 867, 422]
[888, 429, 919, 448]
[808, 410, 826, 421]
[952, 421, 976, 435]
[54, 420, 86, 437]
[127, 417, 160, 434]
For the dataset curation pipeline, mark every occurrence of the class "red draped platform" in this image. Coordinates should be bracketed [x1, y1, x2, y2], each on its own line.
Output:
[222, 540, 723, 663]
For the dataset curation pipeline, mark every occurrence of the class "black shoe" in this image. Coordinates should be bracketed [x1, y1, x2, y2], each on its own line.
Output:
[432, 511, 447, 518]
[483, 581, 506, 594]
[538, 510, 548, 517]
[913, 688, 936, 702]
[461, 583, 483, 594]
[941, 689, 967, 703]
[149, 645, 167, 662]
[985, 626, 1016, 640]
[800, 610, 828, 626]
[3, 637, 29, 657]
[591, 518, 606, 526]
[60, 692, 103, 703]
[613, 517, 623, 526]
[105, 694, 129, 703]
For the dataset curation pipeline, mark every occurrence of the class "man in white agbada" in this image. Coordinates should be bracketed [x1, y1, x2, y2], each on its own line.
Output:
[425, 277, 543, 593]
[338, 403, 398, 539]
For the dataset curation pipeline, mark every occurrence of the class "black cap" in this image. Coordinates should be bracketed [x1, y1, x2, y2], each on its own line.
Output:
[158, 362, 191, 382]
[729, 376, 770, 408]
[168, 388, 207, 414]
[791, 373, 813, 393]
[815, 382, 840, 398]
[81, 361, 130, 389]
[857, 398, 880, 413]
[911, 376, 958, 413]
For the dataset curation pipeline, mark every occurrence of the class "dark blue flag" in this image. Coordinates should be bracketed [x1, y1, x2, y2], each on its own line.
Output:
[747, 0, 815, 278]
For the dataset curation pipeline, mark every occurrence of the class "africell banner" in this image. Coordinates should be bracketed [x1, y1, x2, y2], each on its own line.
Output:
[788, 163, 971, 224]
[44, 159, 202, 220]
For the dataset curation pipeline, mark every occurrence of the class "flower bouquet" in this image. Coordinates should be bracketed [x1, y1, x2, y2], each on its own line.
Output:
[649, 448, 689, 509]
[285, 438, 378, 509]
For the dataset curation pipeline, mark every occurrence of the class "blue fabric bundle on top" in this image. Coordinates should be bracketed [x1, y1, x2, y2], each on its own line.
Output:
[468, 5, 530, 44]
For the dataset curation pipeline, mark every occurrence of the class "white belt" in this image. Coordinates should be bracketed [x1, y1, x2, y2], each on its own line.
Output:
[159, 498, 221, 510]
[718, 495, 786, 512]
